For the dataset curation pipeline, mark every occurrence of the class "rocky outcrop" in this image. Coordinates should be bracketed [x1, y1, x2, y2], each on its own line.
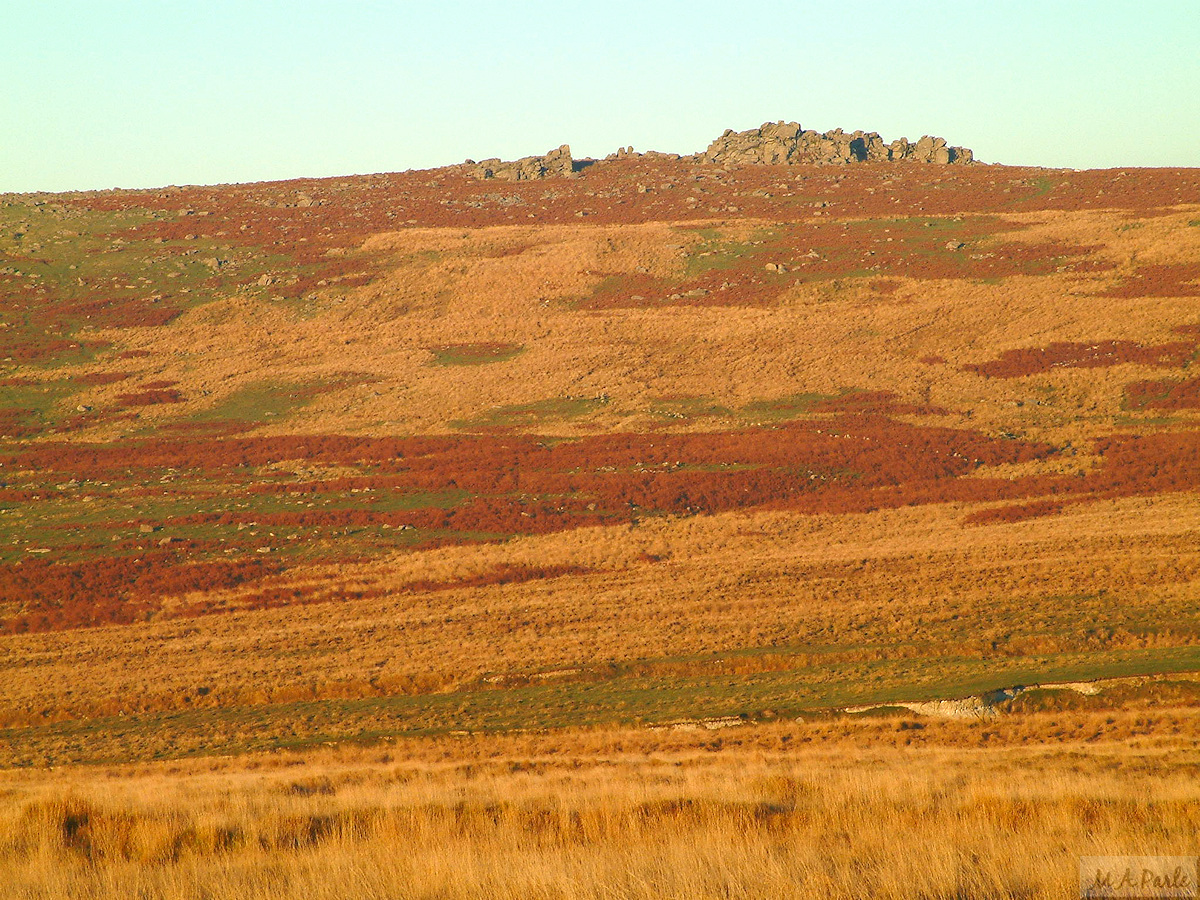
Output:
[461, 123, 973, 181]
[468, 145, 575, 181]
[698, 122, 973, 167]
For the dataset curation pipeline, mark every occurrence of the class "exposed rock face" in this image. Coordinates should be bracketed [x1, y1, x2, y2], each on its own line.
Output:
[698, 122, 973, 167]
[469, 145, 575, 181]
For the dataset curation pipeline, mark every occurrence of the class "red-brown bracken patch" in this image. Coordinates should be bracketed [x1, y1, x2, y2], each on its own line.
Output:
[1101, 263, 1200, 298]
[0, 556, 280, 633]
[809, 391, 948, 416]
[962, 499, 1066, 526]
[72, 372, 132, 386]
[963, 340, 1199, 378]
[176, 585, 387, 617]
[7, 415, 1200, 630]
[1088, 432, 1200, 497]
[0, 337, 97, 364]
[0, 409, 39, 438]
[117, 389, 185, 406]
[1124, 378, 1200, 410]
[402, 563, 597, 594]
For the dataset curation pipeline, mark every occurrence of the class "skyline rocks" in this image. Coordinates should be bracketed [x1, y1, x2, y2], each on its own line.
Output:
[469, 121, 974, 181]
[700, 121, 973, 167]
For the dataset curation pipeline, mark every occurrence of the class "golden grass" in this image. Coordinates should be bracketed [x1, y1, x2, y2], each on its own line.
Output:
[3, 713, 1199, 899]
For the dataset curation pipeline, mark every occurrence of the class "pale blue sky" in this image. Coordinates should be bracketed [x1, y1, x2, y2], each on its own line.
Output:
[3, 1, 1198, 192]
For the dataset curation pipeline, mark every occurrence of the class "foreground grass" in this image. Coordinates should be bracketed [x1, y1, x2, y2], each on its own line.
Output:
[2, 711, 1199, 899]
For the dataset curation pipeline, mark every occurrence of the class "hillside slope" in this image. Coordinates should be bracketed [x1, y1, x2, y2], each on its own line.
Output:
[2, 144, 1200, 761]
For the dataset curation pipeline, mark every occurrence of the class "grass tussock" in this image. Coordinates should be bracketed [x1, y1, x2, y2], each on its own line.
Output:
[1, 721, 1198, 899]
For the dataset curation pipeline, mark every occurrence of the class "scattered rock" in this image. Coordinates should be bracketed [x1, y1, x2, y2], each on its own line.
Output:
[649, 715, 746, 732]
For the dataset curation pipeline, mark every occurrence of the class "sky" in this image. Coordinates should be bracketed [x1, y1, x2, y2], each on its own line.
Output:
[3, 1, 1199, 192]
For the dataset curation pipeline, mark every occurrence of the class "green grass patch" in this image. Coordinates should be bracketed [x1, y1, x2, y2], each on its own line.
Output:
[1, 230, 182, 362]
[678, 226, 768, 279]
[427, 343, 525, 367]
[738, 391, 845, 421]
[453, 396, 610, 432]
[1024, 176, 1057, 200]
[573, 272, 678, 309]
[0, 378, 81, 436]
[649, 396, 734, 421]
[1113, 414, 1179, 427]
[854, 216, 963, 233]
[0, 201, 325, 369]
[0, 459, 475, 564]
[189, 378, 363, 426]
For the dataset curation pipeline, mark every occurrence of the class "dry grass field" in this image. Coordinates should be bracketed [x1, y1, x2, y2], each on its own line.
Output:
[2, 152, 1200, 895]
[3, 711, 1200, 899]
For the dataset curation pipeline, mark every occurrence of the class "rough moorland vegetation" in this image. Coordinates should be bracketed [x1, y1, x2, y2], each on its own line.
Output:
[2, 130, 1199, 896]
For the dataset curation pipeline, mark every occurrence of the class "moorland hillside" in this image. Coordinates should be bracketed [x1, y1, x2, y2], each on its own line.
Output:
[1, 124, 1199, 762]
